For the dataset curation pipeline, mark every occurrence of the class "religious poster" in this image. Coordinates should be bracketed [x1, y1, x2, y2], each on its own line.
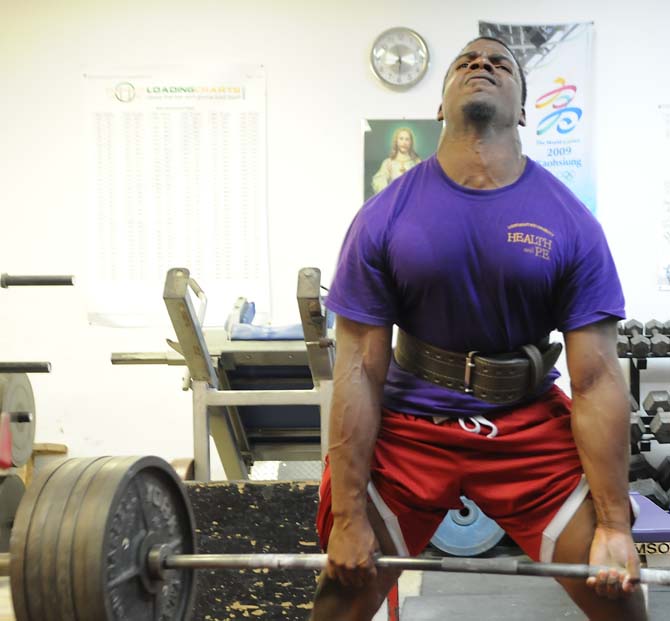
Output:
[363, 119, 443, 202]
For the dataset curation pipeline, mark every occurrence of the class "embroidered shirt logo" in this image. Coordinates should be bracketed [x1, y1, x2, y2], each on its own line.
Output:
[506, 222, 555, 261]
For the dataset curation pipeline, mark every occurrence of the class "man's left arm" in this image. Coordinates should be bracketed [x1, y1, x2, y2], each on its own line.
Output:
[564, 318, 640, 595]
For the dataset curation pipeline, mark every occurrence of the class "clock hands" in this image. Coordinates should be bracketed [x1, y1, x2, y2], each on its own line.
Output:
[383, 51, 400, 66]
[383, 48, 418, 75]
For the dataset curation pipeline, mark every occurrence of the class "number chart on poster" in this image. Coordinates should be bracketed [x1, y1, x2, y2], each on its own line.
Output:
[83, 66, 268, 326]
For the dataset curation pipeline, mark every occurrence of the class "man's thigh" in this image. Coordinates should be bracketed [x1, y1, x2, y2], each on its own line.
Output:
[310, 499, 402, 621]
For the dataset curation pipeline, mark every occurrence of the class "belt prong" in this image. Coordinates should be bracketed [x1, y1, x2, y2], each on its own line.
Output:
[463, 350, 478, 393]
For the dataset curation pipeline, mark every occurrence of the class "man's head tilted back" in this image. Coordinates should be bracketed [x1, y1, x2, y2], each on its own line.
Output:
[437, 37, 527, 128]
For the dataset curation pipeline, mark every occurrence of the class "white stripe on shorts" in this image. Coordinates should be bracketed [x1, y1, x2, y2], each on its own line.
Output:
[540, 475, 641, 562]
[367, 481, 410, 557]
[540, 475, 590, 562]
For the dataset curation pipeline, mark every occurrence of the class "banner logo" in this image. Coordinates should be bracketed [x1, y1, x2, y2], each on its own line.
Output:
[536, 78, 582, 136]
[114, 82, 136, 103]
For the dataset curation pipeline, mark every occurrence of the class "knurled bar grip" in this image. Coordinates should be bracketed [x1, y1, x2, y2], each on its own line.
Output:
[1, 274, 75, 287]
[0, 363, 51, 373]
[162, 553, 670, 585]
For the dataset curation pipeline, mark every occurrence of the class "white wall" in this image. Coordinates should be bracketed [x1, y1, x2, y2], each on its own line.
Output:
[2, 0, 669, 466]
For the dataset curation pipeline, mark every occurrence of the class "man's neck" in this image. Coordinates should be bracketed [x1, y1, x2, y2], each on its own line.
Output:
[436, 127, 525, 190]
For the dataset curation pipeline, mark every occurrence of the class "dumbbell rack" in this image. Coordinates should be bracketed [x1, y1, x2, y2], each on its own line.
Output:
[618, 319, 670, 569]
[618, 319, 670, 406]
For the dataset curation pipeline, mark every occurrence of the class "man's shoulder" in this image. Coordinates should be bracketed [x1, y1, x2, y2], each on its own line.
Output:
[362, 157, 435, 215]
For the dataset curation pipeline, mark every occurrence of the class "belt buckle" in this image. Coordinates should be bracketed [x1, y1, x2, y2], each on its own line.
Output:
[463, 350, 478, 394]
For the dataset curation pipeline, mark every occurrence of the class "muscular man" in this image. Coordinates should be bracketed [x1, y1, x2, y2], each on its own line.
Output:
[309, 37, 646, 621]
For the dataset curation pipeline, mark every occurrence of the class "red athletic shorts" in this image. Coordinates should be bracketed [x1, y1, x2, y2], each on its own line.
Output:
[316, 385, 587, 562]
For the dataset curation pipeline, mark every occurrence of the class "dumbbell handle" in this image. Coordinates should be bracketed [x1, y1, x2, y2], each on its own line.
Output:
[1, 274, 75, 288]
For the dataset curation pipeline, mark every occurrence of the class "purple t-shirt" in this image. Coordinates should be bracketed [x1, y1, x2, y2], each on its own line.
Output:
[326, 155, 626, 417]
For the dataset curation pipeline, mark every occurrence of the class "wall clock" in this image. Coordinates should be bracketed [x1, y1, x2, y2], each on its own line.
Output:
[370, 27, 429, 90]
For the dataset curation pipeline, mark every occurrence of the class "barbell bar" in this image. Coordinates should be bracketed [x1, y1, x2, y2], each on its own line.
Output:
[4, 455, 670, 621]
[151, 550, 670, 584]
[4, 548, 670, 586]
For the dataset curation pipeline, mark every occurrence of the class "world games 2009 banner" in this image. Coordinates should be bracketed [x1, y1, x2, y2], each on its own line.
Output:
[479, 22, 595, 214]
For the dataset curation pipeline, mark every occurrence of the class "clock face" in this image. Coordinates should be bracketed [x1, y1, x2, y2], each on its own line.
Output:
[370, 27, 429, 90]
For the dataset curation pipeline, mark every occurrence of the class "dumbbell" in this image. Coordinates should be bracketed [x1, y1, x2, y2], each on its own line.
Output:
[617, 322, 631, 357]
[628, 453, 670, 509]
[630, 394, 640, 413]
[630, 478, 670, 510]
[630, 413, 648, 454]
[617, 334, 631, 357]
[655, 456, 670, 492]
[644, 391, 670, 443]
[629, 453, 656, 481]
[623, 319, 651, 357]
[645, 319, 670, 356]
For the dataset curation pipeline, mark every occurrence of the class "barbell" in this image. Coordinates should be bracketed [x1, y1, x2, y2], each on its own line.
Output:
[4, 455, 670, 621]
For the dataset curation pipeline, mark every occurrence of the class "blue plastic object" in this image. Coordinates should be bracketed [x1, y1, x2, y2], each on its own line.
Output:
[230, 323, 306, 340]
[229, 298, 334, 341]
[430, 496, 505, 556]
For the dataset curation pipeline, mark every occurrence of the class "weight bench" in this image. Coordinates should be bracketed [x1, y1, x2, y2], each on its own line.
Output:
[112, 267, 334, 481]
[632, 492, 670, 569]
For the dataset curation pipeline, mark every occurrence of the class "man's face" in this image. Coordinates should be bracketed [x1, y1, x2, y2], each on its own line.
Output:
[439, 39, 525, 127]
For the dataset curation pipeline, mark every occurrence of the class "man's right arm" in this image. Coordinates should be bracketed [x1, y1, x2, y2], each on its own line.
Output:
[326, 315, 392, 586]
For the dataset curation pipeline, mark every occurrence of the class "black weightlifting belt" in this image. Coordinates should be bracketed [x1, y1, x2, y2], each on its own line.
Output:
[394, 329, 563, 405]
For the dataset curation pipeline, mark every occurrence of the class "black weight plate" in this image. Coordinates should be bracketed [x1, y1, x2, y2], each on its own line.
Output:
[0, 474, 25, 552]
[9, 458, 71, 621]
[72, 456, 196, 621]
[24, 458, 85, 621]
[42, 458, 113, 621]
[0, 374, 36, 467]
[54, 457, 114, 621]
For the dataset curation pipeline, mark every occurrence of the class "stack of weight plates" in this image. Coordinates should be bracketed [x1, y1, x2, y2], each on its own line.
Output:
[0, 374, 36, 552]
